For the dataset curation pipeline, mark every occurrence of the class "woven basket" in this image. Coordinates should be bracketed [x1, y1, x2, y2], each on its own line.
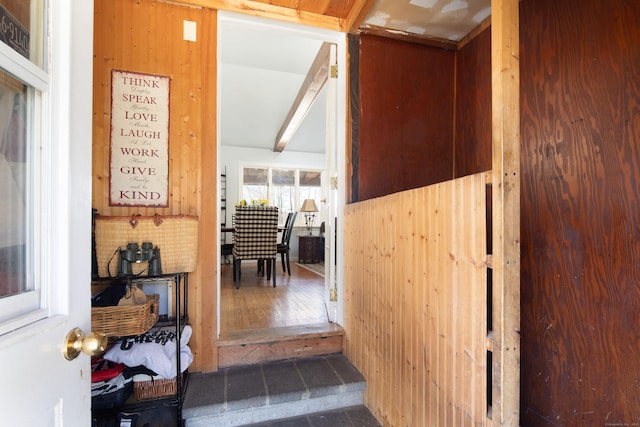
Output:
[133, 375, 179, 400]
[92, 294, 159, 337]
[94, 214, 198, 277]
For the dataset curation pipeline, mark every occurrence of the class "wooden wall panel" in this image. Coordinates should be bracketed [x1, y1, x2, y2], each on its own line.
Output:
[357, 34, 455, 201]
[93, 0, 218, 373]
[93, 0, 201, 217]
[520, 0, 640, 424]
[344, 173, 487, 427]
[454, 27, 491, 178]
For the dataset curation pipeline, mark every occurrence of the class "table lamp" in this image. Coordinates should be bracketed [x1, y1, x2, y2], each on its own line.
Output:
[300, 199, 319, 235]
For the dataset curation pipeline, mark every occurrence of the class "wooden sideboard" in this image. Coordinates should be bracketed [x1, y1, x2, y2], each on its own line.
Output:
[298, 235, 323, 264]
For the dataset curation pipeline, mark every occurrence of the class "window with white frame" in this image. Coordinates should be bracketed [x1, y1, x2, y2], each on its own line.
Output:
[0, 0, 48, 331]
[240, 165, 324, 227]
[241, 166, 268, 202]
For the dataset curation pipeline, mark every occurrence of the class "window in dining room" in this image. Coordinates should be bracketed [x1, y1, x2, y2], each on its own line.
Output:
[241, 166, 268, 202]
[299, 169, 321, 209]
[272, 168, 295, 224]
[239, 165, 325, 227]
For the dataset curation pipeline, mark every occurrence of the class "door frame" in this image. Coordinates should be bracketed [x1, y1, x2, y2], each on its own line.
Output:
[215, 11, 347, 336]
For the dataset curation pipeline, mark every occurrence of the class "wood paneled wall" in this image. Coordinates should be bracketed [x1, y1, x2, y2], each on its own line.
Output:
[93, 0, 218, 372]
[344, 173, 488, 427]
[356, 35, 455, 201]
[354, 27, 493, 201]
[520, 0, 640, 424]
[454, 28, 492, 178]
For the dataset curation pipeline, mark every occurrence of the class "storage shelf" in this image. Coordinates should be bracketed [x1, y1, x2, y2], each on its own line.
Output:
[91, 272, 190, 425]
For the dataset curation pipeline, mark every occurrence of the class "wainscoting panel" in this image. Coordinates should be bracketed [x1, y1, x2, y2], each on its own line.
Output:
[344, 173, 488, 427]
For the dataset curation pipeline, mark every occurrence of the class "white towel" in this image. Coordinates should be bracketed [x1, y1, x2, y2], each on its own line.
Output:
[104, 325, 193, 379]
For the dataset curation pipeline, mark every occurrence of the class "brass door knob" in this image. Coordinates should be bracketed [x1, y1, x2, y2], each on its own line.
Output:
[63, 327, 107, 361]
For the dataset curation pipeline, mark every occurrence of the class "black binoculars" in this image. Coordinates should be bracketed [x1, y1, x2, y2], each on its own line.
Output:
[118, 242, 162, 277]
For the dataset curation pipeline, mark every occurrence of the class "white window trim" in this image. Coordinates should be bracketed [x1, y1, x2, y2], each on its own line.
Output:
[239, 163, 325, 227]
[0, 2, 52, 335]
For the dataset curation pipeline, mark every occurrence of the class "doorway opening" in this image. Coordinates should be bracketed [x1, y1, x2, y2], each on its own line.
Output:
[216, 12, 346, 346]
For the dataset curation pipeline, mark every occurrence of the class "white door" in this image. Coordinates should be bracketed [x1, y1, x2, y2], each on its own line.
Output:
[0, 2, 94, 426]
[323, 41, 345, 325]
[323, 43, 338, 322]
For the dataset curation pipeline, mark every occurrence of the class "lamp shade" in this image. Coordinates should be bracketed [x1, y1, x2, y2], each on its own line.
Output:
[300, 199, 318, 213]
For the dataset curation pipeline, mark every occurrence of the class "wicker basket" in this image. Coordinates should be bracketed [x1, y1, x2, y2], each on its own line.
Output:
[133, 375, 179, 400]
[92, 294, 159, 337]
[94, 214, 198, 277]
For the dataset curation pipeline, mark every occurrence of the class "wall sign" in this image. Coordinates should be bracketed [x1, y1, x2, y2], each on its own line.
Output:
[0, 5, 29, 59]
[110, 70, 170, 207]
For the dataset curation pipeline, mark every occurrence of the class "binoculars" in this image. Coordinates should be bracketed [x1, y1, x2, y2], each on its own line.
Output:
[118, 242, 162, 277]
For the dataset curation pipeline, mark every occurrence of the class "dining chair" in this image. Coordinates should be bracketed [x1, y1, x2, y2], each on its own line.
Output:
[277, 212, 298, 275]
[232, 206, 278, 289]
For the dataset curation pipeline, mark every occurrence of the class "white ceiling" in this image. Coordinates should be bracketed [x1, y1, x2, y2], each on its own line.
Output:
[362, 0, 491, 41]
[219, 0, 491, 155]
[219, 21, 328, 154]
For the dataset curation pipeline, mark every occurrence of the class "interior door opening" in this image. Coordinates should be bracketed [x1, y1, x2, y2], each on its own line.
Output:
[216, 12, 346, 342]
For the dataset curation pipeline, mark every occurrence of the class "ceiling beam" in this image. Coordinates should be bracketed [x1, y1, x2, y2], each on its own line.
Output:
[273, 42, 331, 153]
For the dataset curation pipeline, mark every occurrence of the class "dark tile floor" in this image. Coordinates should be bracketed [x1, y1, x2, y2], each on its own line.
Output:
[182, 355, 380, 426]
[184, 354, 367, 414]
[94, 404, 380, 427]
[94, 355, 381, 427]
[249, 406, 381, 427]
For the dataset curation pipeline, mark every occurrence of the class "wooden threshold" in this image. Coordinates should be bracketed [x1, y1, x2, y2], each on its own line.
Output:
[218, 321, 343, 346]
[217, 322, 344, 368]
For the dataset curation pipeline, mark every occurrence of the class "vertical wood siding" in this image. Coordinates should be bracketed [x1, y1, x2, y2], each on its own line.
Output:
[93, 0, 218, 372]
[93, 0, 204, 217]
[344, 173, 488, 426]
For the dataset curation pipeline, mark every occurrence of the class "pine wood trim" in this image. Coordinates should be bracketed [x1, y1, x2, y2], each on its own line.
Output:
[345, 0, 377, 33]
[196, 7, 219, 373]
[490, 0, 521, 424]
[169, 0, 343, 31]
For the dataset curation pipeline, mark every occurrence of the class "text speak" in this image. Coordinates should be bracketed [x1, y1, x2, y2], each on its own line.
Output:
[121, 94, 157, 104]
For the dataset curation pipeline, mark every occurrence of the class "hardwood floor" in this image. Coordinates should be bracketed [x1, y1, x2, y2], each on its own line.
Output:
[219, 260, 327, 339]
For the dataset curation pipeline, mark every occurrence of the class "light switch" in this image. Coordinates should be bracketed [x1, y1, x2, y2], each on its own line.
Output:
[183, 20, 196, 42]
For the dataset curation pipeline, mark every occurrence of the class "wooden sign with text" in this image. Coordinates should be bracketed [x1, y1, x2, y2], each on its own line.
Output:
[109, 70, 170, 207]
